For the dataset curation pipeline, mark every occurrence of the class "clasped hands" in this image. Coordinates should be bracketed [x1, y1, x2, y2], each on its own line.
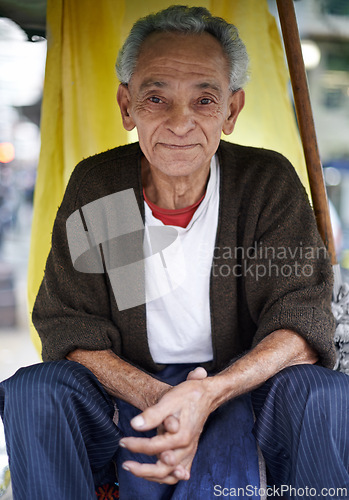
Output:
[119, 367, 213, 484]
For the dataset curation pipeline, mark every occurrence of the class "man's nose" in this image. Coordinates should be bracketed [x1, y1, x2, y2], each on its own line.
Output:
[166, 104, 195, 136]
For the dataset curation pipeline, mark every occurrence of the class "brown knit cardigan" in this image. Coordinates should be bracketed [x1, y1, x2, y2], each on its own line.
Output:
[32, 140, 336, 372]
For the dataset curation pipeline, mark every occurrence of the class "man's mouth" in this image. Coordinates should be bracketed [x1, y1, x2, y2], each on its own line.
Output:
[158, 143, 198, 150]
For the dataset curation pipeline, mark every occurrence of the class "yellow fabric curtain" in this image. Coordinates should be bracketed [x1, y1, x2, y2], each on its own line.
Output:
[28, 0, 309, 354]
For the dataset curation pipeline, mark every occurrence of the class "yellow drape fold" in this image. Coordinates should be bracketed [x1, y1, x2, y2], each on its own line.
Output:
[29, 0, 309, 354]
[211, 0, 309, 190]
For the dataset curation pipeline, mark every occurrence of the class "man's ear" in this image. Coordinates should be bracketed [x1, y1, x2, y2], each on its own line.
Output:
[117, 84, 136, 131]
[222, 89, 245, 135]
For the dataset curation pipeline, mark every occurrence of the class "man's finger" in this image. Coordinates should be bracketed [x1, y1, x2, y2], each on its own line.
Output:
[130, 404, 174, 432]
[120, 433, 179, 455]
[160, 449, 178, 466]
[122, 459, 172, 479]
[174, 467, 190, 480]
[121, 459, 188, 483]
[163, 415, 179, 434]
[186, 367, 208, 381]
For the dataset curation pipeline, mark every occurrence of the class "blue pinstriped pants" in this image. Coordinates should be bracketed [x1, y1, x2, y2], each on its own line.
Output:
[1, 362, 349, 499]
[252, 364, 349, 499]
[0, 361, 261, 499]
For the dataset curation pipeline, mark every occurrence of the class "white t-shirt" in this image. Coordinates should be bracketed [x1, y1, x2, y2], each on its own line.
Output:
[144, 155, 220, 364]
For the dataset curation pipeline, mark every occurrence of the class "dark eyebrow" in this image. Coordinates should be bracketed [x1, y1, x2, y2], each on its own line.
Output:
[139, 79, 223, 95]
[139, 80, 167, 92]
[195, 82, 222, 94]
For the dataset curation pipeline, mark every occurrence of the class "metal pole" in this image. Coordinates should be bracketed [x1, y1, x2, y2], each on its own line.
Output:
[276, 0, 337, 265]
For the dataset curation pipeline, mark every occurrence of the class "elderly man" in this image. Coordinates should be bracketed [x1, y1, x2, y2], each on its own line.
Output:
[1, 5, 349, 500]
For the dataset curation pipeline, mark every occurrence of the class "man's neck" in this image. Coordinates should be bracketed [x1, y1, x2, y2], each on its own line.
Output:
[141, 157, 211, 210]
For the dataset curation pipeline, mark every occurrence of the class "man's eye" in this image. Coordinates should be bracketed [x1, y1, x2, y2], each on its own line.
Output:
[148, 96, 163, 104]
[199, 98, 213, 105]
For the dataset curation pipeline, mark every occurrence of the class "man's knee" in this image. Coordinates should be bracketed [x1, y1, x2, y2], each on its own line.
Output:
[1, 360, 95, 410]
[271, 364, 349, 395]
[253, 363, 349, 419]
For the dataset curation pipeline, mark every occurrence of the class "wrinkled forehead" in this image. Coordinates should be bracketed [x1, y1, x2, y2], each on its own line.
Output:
[131, 31, 230, 87]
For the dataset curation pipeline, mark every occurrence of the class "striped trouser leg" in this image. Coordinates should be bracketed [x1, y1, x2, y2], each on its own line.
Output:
[0, 360, 120, 500]
[252, 364, 349, 500]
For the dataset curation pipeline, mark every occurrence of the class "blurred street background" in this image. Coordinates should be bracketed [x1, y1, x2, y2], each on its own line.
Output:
[269, 0, 349, 274]
[0, 15, 43, 380]
[0, 0, 349, 497]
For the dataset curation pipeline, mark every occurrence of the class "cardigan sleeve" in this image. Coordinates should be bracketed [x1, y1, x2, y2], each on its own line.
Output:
[32, 158, 122, 362]
[241, 151, 336, 368]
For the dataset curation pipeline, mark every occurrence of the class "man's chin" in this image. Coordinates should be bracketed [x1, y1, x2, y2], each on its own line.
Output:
[152, 146, 205, 172]
[153, 157, 206, 177]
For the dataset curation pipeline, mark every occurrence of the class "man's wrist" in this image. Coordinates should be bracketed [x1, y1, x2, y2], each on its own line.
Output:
[145, 381, 173, 408]
[201, 375, 231, 413]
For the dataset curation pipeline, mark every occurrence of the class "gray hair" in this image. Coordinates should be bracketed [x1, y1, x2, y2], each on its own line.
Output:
[115, 5, 249, 91]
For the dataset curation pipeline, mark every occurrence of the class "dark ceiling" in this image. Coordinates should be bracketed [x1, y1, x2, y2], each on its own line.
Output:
[0, 0, 47, 39]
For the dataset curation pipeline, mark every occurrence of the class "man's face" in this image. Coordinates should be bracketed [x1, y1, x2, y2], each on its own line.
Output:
[117, 31, 245, 178]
